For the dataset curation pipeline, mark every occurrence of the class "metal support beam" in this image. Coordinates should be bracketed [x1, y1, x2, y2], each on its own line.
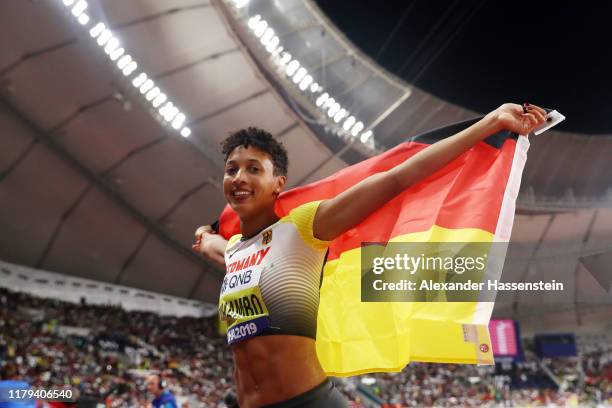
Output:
[364, 89, 412, 133]
[36, 184, 93, 268]
[0, 39, 76, 78]
[0, 139, 38, 183]
[154, 48, 239, 80]
[189, 89, 268, 126]
[111, 3, 213, 30]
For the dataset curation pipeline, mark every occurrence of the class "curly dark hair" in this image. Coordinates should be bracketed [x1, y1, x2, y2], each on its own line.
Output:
[221, 127, 289, 176]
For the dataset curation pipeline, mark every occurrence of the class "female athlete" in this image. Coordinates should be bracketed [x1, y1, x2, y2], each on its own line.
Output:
[193, 103, 547, 408]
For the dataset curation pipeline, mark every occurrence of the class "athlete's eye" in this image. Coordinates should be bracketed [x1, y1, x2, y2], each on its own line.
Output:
[225, 167, 237, 175]
[249, 166, 259, 173]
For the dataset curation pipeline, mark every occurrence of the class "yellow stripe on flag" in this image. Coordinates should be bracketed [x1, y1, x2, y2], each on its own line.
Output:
[316, 225, 495, 376]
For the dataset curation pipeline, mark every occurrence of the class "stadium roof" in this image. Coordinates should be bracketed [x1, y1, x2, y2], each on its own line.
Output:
[316, 0, 612, 136]
[1, 0, 611, 320]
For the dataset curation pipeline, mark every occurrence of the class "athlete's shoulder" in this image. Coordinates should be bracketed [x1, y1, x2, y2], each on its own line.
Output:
[281, 200, 330, 250]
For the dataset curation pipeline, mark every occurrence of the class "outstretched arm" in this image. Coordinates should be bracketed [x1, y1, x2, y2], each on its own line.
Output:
[193, 225, 227, 267]
[313, 103, 547, 241]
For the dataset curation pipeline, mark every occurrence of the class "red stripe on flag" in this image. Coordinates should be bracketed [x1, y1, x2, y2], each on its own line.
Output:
[219, 139, 516, 261]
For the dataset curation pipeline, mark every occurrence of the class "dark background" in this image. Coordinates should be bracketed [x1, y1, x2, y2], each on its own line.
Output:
[315, 0, 612, 134]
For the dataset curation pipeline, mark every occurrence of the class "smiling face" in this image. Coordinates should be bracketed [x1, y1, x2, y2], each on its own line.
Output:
[223, 145, 286, 218]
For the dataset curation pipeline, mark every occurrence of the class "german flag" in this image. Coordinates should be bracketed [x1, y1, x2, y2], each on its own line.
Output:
[218, 117, 530, 376]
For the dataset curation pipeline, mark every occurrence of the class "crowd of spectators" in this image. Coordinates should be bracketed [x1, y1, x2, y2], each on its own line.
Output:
[1, 287, 611, 407]
[368, 359, 579, 406]
[0, 287, 232, 406]
[580, 343, 612, 404]
[358, 345, 611, 406]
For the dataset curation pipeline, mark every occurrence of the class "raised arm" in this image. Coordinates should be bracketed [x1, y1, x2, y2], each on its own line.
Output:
[193, 225, 227, 267]
[313, 103, 547, 241]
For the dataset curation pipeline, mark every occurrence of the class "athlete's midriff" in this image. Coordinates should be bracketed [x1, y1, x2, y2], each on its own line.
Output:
[232, 334, 326, 408]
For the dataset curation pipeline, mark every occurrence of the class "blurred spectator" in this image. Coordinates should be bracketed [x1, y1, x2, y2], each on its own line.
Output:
[146, 374, 177, 408]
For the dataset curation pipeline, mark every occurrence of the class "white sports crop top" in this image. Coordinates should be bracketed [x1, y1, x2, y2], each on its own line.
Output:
[218, 201, 331, 345]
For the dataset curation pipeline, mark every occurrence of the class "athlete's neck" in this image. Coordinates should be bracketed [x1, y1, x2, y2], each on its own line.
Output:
[239, 210, 279, 239]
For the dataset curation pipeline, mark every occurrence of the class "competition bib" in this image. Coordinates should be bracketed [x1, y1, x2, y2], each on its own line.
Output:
[219, 262, 270, 345]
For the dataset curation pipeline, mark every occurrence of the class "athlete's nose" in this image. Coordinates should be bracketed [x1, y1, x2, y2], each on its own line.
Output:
[232, 167, 248, 185]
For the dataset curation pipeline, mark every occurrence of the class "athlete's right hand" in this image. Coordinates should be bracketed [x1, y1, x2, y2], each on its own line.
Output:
[193, 225, 215, 252]
[193, 225, 227, 267]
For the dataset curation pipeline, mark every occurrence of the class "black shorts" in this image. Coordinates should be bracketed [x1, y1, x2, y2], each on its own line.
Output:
[262, 379, 349, 408]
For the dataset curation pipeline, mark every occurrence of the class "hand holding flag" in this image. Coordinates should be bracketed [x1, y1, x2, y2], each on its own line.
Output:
[486, 103, 547, 135]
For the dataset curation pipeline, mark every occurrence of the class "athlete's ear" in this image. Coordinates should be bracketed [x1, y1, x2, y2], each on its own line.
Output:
[274, 175, 286, 195]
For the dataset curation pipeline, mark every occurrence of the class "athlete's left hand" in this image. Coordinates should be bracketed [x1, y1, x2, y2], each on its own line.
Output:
[486, 103, 547, 135]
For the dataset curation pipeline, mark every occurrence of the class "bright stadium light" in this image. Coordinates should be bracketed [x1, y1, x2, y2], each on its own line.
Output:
[77, 13, 89, 25]
[165, 107, 179, 122]
[316, 93, 329, 107]
[71, 0, 87, 17]
[271, 45, 283, 57]
[328, 102, 340, 117]
[109, 47, 125, 61]
[122, 61, 137, 76]
[265, 36, 279, 53]
[160, 103, 178, 122]
[234, 0, 249, 8]
[254, 20, 268, 38]
[60, 3, 190, 138]
[292, 67, 307, 84]
[104, 38, 120, 55]
[97, 30, 112, 46]
[132, 73, 147, 88]
[117, 54, 132, 69]
[322, 97, 335, 110]
[89, 22, 105, 38]
[333, 109, 347, 123]
[152, 93, 167, 108]
[360, 130, 373, 143]
[248, 15, 261, 29]
[279, 52, 292, 65]
[286, 60, 299, 76]
[343, 116, 356, 131]
[298, 75, 313, 91]
[145, 87, 160, 101]
[230, 5, 376, 146]
[139, 79, 154, 94]
[261, 28, 274, 45]
[159, 102, 172, 115]
[351, 121, 364, 137]
[172, 113, 186, 129]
